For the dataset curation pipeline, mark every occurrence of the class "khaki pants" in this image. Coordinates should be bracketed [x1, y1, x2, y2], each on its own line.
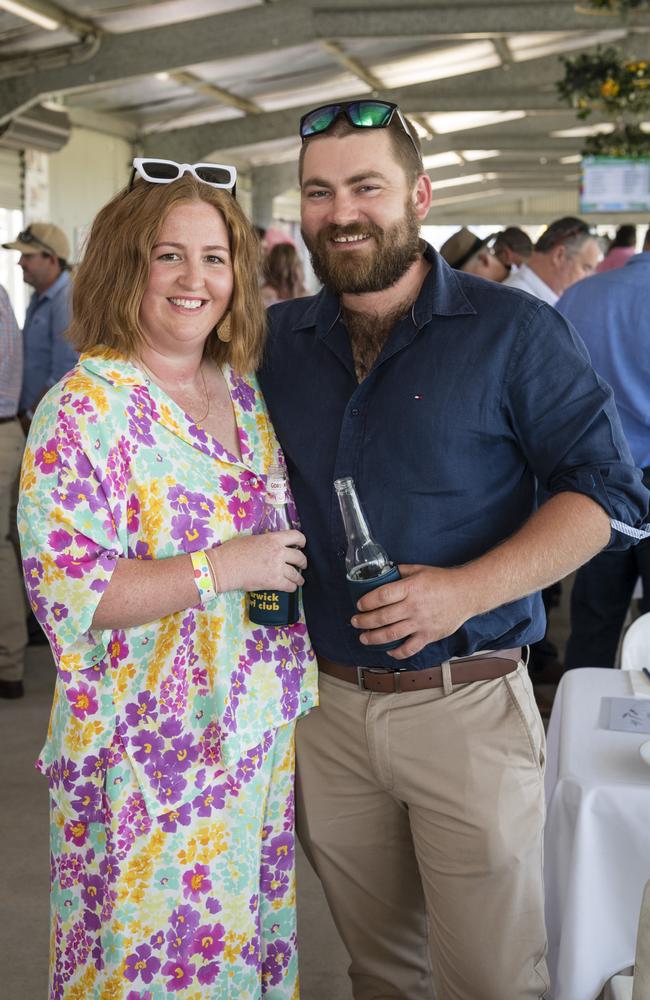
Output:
[296, 662, 549, 1000]
[0, 419, 27, 682]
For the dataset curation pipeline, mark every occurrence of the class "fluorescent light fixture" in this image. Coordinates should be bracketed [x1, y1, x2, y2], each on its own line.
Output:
[422, 152, 463, 169]
[509, 29, 626, 63]
[0, 0, 59, 30]
[461, 149, 500, 162]
[552, 124, 614, 138]
[428, 172, 497, 192]
[425, 111, 526, 134]
[375, 42, 499, 88]
[428, 187, 504, 208]
[560, 154, 582, 164]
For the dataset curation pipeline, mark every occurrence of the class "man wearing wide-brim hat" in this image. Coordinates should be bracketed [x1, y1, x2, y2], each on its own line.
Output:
[2, 221, 78, 429]
[439, 226, 509, 282]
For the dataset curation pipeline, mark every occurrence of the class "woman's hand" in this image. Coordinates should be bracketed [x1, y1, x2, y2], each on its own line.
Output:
[209, 530, 307, 593]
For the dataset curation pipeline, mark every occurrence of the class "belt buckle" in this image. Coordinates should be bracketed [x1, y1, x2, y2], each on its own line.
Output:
[356, 666, 404, 692]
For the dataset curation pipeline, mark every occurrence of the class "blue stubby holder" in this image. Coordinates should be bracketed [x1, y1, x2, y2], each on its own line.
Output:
[248, 589, 300, 627]
[347, 563, 403, 652]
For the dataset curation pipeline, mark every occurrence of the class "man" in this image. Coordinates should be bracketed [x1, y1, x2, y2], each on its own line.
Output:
[2, 222, 77, 427]
[503, 215, 599, 676]
[493, 225, 533, 271]
[557, 225, 650, 669]
[503, 216, 599, 304]
[260, 100, 647, 999]
[0, 284, 27, 698]
[439, 225, 509, 281]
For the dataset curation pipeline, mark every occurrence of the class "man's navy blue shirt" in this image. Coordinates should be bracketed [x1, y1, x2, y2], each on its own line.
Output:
[260, 245, 648, 668]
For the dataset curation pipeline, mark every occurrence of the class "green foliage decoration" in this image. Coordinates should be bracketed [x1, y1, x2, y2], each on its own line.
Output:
[557, 47, 650, 120]
[583, 123, 650, 156]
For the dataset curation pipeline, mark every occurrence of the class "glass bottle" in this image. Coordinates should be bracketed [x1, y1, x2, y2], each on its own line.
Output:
[334, 476, 402, 651]
[248, 465, 300, 627]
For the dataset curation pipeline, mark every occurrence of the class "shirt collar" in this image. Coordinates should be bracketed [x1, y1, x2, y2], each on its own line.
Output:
[516, 264, 558, 306]
[34, 269, 70, 303]
[78, 348, 265, 473]
[294, 242, 475, 338]
[80, 348, 144, 386]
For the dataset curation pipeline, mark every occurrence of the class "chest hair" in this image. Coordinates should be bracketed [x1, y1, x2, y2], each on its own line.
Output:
[343, 301, 413, 383]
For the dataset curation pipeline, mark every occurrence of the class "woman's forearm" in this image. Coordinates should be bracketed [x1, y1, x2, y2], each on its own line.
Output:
[90, 528, 308, 631]
[90, 553, 201, 630]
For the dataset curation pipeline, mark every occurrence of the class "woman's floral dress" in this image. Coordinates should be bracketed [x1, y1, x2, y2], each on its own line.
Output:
[18, 349, 318, 1000]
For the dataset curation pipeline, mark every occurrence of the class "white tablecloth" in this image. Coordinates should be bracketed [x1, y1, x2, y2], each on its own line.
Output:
[545, 668, 650, 1000]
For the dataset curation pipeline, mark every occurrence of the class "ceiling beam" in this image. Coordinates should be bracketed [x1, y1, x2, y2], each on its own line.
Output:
[311, 3, 650, 36]
[166, 71, 261, 117]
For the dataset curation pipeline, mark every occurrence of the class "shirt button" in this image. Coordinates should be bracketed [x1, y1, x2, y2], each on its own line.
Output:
[351, 407, 359, 416]
[336, 548, 345, 558]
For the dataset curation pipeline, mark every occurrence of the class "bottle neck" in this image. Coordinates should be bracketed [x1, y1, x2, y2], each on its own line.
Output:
[338, 489, 372, 544]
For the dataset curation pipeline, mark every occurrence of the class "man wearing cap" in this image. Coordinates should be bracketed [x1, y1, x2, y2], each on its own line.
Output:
[503, 216, 599, 305]
[260, 99, 648, 999]
[439, 225, 509, 281]
[0, 284, 27, 698]
[3, 222, 77, 428]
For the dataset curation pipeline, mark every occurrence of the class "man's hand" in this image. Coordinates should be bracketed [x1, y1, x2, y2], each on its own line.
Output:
[351, 564, 475, 659]
[349, 492, 612, 660]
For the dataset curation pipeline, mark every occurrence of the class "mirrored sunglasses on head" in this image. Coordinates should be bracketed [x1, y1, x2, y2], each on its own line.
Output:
[16, 227, 56, 255]
[129, 158, 237, 195]
[299, 100, 419, 154]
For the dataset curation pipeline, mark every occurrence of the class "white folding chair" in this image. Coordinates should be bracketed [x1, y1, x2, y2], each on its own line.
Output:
[620, 613, 650, 671]
[609, 881, 650, 1000]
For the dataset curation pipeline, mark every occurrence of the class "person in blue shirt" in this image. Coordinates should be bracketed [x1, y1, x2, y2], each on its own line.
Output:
[259, 100, 648, 1000]
[2, 222, 77, 428]
[557, 226, 650, 669]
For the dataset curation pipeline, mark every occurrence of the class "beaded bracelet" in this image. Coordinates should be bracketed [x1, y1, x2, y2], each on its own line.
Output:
[190, 549, 218, 605]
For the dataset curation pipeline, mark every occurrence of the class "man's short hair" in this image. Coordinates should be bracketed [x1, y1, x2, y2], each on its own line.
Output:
[493, 227, 532, 259]
[535, 217, 592, 257]
[298, 110, 424, 186]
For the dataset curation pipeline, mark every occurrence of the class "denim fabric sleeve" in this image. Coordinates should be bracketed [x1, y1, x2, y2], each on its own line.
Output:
[502, 300, 648, 550]
[46, 283, 77, 388]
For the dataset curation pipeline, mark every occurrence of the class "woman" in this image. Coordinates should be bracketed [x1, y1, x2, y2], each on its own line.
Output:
[596, 223, 637, 273]
[260, 243, 307, 307]
[18, 163, 317, 999]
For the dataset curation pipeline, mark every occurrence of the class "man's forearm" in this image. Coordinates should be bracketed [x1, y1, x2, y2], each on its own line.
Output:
[354, 491, 613, 657]
[459, 491, 611, 618]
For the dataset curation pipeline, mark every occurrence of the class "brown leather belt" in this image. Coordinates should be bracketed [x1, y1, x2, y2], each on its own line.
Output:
[317, 648, 522, 693]
[0, 415, 17, 425]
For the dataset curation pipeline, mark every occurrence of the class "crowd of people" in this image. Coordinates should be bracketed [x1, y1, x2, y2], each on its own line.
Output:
[1, 99, 649, 999]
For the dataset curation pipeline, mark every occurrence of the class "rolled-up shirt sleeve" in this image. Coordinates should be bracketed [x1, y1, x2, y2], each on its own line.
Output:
[503, 300, 648, 549]
[18, 390, 120, 673]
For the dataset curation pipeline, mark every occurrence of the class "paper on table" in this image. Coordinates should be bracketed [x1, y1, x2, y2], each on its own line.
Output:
[607, 696, 650, 733]
[628, 670, 650, 699]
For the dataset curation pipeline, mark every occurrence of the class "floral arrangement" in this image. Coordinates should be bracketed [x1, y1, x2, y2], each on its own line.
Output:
[557, 47, 650, 119]
[583, 123, 650, 156]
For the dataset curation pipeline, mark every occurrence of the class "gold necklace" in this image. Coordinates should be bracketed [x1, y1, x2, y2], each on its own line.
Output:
[138, 358, 210, 424]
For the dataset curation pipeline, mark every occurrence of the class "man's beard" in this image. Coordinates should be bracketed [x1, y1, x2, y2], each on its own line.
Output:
[302, 201, 421, 295]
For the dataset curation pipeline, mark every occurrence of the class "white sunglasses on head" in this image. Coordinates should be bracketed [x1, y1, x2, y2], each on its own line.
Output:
[130, 158, 237, 192]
